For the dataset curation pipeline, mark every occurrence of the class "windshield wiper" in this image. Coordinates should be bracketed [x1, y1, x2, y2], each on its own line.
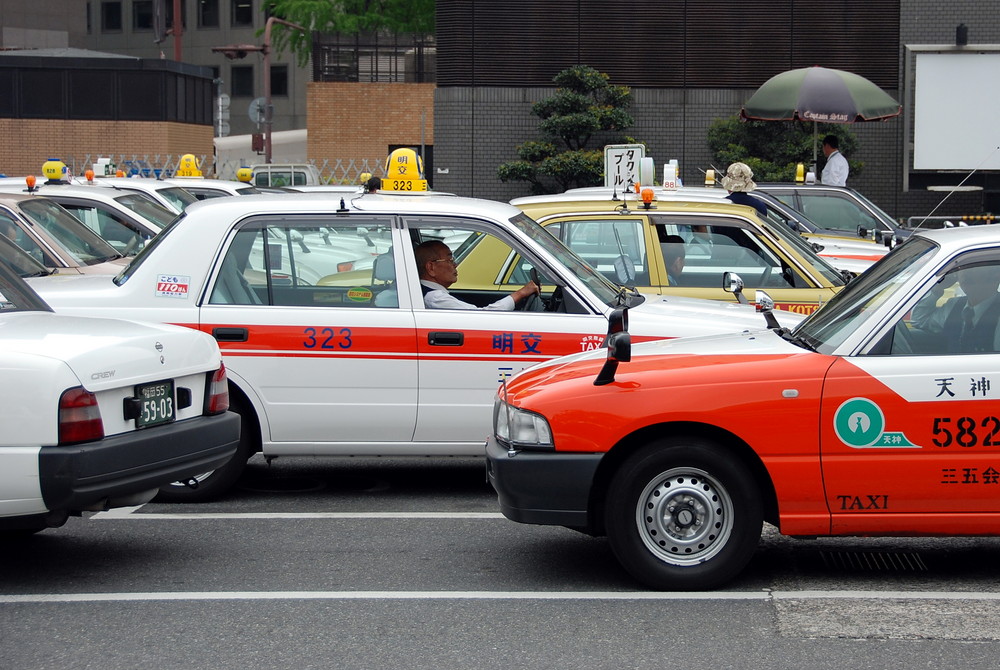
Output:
[779, 328, 816, 351]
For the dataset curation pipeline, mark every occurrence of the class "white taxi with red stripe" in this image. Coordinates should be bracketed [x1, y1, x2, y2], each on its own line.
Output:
[27, 187, 802, 502]
[487, 226, 1000, 590]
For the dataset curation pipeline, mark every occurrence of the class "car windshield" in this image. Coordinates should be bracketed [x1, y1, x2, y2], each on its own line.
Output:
[793, 237, 938, 354]
[19, 198, 122, 265]
[507, 212, 628, 306]
[114, 215, 182, 285]
[157, 186, 199, 211]
[0, 257, 51, 311]
[757, 214, 847, 285]
[0, 233, 51, 278]
[847, 188, 899, 228]
[113, 194, 175, 229]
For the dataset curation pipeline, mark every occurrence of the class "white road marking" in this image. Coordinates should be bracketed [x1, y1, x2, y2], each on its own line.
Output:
[4, 590, 1000, 604]
[91, 508, 505, 520]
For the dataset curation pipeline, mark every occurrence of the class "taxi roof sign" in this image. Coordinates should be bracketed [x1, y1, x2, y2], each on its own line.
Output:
[381, 148, 428, 192]
[604, 144, 645, 190]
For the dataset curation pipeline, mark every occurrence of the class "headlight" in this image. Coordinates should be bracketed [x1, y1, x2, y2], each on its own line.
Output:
[493, 398, 553, 450]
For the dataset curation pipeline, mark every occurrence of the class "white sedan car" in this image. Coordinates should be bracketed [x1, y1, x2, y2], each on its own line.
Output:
[0, 250, 240, 533]
[28, 190, 802, 502]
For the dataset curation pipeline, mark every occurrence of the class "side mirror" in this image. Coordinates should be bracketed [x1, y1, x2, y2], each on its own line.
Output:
[754, 290, 782, 330]
[594, 307, 631, 386]
[722, 271, 749, 304]
[857, 225, 869, 240]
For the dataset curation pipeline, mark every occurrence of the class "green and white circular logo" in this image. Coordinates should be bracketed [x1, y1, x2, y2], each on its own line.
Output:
[834, 397, 885, 447]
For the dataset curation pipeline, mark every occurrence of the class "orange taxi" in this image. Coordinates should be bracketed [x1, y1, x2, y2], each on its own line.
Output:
[487, 225, 1000, 589]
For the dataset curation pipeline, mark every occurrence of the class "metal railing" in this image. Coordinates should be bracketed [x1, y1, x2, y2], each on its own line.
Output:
[55, 154, 384, 186]
[906, 214, 997, 229]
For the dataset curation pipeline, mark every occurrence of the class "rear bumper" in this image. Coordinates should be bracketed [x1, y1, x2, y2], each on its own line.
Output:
[39, 411, 241, 512]
[485, 436, 602, 529]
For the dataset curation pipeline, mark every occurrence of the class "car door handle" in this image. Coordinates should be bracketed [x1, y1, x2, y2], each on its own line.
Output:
[428, 331, 464, 346]
[213, 327, 249, 342]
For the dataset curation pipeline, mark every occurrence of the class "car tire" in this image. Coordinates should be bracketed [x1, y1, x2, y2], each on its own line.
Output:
[153, 400, 254, 503]
[605, 438, 763, 590]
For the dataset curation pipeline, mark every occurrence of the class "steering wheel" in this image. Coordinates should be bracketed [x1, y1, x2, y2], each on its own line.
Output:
[121, 235, 142, 257]
[518, 268, 545, 312]
[890, 321, 915, 355]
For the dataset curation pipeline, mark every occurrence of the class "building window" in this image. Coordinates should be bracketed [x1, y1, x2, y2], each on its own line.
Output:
[133, 0, 153, 30]
[101, 1, 123, 31]
[231, 0, 253, 27]
[270, 65, 288, 97]
[231, 64, 254, 97]
[198, 0, 219, 28]
[87, 2, 93, 33]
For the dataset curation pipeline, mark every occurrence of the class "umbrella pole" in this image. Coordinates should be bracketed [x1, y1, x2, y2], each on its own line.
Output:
[813, 121, 818, 171]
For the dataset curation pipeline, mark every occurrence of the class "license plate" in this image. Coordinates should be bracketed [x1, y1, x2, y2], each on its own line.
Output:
[135, 380, 175, 429]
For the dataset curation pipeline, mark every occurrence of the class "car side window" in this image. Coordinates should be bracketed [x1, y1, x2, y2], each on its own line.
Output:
[546, 218, 649, 286]
[60, 203, 143, 254]
[798, 193, 879, 235]
[406, 217, 571, 309]
[880, 252, 1000, 356]
[657, 221, 804, 289]
[209, 217, 396, 307]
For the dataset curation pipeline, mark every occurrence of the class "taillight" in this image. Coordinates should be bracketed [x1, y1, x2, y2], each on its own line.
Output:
[205, 363, 230, 415]
[58, 387, 104, 445]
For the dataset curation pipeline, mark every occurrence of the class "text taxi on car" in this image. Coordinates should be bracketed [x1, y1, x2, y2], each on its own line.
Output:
[0, 240, 240, 534]
[486, 225, 1000, 590]
[27, 149, 803, 502]
[513, 183, 849, 316]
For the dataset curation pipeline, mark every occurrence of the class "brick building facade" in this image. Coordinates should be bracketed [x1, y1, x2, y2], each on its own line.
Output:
[306, 82, 435, 181]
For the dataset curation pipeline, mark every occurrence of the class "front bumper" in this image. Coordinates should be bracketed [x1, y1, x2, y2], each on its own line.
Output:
[39, 411, 241, 512]
[485, 435, 603, 529]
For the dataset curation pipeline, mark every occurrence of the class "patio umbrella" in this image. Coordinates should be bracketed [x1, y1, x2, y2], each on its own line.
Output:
[739, 66, 902, 164]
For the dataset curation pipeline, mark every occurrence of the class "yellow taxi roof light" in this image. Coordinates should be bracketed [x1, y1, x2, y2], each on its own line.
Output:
[380, 148, 429, 192]
[42, 159, 67, 182]
[176, 153, 203, 177]
[384, 148, 424, 180]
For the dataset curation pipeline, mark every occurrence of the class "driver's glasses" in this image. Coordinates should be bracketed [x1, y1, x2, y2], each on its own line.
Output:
[432, 256, 456, 265]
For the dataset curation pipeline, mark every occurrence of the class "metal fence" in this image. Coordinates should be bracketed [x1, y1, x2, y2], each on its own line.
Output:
[57, 154, 385, 185]
[906, 214, 998, 229]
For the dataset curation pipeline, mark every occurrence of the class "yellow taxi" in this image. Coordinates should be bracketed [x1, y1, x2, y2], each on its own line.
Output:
[512, 189, 849, 315]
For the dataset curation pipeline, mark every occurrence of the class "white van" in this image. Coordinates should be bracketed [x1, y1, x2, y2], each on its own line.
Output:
[251, 163, 322, 188]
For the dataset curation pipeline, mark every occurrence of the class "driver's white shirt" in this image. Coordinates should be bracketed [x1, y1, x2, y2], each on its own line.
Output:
[420, 280, 515, 311]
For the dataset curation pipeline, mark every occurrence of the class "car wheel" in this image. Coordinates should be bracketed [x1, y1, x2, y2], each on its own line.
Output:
[605, 438, 763, 590]
[153, 401, 254, 503]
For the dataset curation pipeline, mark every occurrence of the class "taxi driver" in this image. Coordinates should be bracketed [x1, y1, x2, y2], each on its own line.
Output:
[415, 240, 538, 310]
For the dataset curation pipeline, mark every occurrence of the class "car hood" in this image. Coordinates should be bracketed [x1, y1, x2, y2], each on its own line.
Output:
[626, 292, 804, 338]
[0, 311, 220, 391]
[510, 327, 809, 389]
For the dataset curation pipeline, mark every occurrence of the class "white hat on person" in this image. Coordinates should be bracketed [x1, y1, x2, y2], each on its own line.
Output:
[721, 162, 757, 192]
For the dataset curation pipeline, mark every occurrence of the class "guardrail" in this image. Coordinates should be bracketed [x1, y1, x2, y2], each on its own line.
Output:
[45, 155, 383, 186]
[906, 214, 996, 229]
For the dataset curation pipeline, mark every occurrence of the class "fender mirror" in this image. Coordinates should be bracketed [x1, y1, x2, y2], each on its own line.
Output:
[594, 307, 631, 386]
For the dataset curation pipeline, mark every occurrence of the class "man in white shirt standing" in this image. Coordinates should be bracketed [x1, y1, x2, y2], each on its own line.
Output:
[416, 240, 538, 310]
[821, 134, 849, 186]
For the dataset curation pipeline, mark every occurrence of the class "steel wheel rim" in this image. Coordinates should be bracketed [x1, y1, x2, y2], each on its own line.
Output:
[635, 466, 735, 566]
